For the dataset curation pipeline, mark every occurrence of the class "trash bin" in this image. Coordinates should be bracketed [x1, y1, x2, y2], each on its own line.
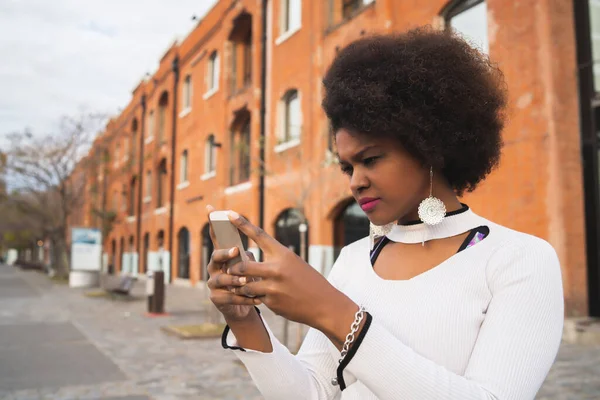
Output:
[147, 270, 165, 314]
[146, 270, 154, 313]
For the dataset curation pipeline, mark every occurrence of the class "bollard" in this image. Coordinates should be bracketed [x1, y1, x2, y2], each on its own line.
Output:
[146, 270, 155, 313]
[153, 271, 165, 314]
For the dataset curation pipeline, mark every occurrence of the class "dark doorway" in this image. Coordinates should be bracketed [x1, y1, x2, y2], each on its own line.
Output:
[574, 0, 600, 317]
[333, 200, 369, 260]
[177, 227, 190, 279]
[274, 209, 307, 258]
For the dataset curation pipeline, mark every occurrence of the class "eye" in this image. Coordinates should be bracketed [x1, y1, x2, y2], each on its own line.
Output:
[363, 156, 379, 166]
[340, 164, 353, 176]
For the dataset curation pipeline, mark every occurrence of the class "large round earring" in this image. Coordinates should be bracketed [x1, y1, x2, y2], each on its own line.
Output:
[418, 167, 446, 226]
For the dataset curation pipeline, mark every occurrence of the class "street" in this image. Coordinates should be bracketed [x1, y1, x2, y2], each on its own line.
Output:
[1, 264, 599, 400]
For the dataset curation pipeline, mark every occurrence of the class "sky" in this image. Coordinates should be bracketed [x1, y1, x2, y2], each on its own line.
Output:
[0, 0, 217, 143]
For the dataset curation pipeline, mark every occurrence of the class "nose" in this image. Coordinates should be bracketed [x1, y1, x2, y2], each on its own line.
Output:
[349, 167, 369, 194]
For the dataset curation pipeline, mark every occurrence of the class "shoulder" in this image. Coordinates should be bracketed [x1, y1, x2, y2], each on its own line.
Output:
[326, 237, 370, 287]
[483, 222, 562, 288]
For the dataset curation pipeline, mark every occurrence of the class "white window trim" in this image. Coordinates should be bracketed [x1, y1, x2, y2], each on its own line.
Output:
[224, 181, 252, 195]
[206, 52, 220, 94]
[179, 107, 192, 118]
[201, 171, 216, 181]
[277, 89, 302, 146]
[126, 216, 136, 223]
[182, 76, 193, 110]
[177, 181, 190, 190]
[275, 137, 301, 153]
[145, 135, 154, 144]
[154, 206, 168, 215]
[203, 87, 218, 100]
[143, 196, 151, 204]
[276, 26, 301, 46]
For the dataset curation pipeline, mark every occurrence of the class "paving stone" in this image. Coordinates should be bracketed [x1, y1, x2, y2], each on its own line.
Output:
[1, 264, 599, 399]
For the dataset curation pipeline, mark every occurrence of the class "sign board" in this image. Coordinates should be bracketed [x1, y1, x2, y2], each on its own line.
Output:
[70, 228, 102, 271]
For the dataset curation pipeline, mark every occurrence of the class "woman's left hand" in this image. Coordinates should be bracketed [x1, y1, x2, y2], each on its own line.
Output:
[225, 211, 352, 332]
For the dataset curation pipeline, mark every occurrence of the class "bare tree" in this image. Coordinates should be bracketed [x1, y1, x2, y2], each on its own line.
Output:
[3, 112, 107, 277]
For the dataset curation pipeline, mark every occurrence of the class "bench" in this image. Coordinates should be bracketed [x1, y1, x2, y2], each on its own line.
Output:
[100, 274, 136, 295]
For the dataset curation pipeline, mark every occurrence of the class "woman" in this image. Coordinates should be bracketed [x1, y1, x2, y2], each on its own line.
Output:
[206, 28, 564, 399]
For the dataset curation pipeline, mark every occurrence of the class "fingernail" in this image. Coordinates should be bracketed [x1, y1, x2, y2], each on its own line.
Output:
[228, 210, 240, 220]
[228, 247, 236, 256]
[227, 268, 231, 275]
[239, 276, 247, 285]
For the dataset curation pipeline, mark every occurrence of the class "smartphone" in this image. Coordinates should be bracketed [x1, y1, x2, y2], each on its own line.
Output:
[208, 210, 249, 268]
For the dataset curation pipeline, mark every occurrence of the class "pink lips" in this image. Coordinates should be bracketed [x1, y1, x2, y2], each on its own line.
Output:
[360, 199, 380, 212]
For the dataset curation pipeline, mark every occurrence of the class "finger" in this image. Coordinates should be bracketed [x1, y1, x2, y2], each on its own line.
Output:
[210, 290, 258, 306]
[227, 211, 280, 254]
[205, 205, 219, 247]
[209, 273, 248, 290]
[207, 248, 237, 274]
[230, 280, 269, 298]
[227, 259, 275, 279]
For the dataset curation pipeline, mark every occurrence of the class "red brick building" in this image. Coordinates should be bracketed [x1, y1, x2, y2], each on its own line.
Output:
[71, 0, 600, 318]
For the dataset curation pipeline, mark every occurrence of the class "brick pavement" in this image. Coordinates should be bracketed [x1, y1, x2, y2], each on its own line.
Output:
[1, 265, 599, 400]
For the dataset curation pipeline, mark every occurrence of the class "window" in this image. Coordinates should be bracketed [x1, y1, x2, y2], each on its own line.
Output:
[131, 131, 137, 162]
[129, 178, 136, 216]
[207, 51, 220, 92]
[131, 119, 138, 162]
[230, 118, 251, 186]
[145, 170, 152, 199]
[182, 75, 192, 110]
[282, 0, 301, 34]
[445, 0, 488, 54]
[342, 0, 371, 19]
[147, 110, 155, 142]
[123, 138, 129, 161]
[205, 135, 217, 173]
[157, 159, 167, 208]
[158, 92, 168, 143]
[243, 38, 252, 86]
[229, 12, 252, 94]
[180, 150, 188, 183]
[280, 89, 301, 143]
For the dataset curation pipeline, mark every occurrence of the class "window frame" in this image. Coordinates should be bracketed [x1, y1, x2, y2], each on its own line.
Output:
[180, 150, 189, 185]
[207, 51, 220, 93]
[205, 134, 217, 174]
[181, 75, 193, 115]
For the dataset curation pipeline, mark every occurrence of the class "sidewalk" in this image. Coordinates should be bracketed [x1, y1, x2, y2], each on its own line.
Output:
[1, 265, 600, 399]
[0, 266, 303, 400]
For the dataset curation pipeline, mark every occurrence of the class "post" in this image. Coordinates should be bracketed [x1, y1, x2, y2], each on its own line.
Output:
[146, 270, 155, 313]
[153, 270, 165, 314]
[296, 222, 308, 352]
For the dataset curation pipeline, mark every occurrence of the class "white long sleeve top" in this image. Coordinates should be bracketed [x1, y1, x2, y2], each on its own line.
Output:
[223, 208, 565, 399]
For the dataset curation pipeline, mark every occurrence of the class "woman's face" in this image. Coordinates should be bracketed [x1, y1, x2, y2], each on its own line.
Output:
[335, 129, 430, 225]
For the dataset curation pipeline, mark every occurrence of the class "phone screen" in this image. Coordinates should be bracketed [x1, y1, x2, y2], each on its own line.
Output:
[209, 211, 249, 268]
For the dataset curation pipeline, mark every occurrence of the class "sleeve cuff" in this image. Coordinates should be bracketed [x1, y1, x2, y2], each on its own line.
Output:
[336, 312, 373, 391]
[221, 307, 273, 353]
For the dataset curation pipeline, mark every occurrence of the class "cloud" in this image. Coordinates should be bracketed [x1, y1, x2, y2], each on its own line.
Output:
[0, 0, 217, 141]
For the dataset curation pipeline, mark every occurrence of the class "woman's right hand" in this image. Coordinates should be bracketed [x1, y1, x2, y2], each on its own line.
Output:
[205, 204, 257, 323]
[206, 246, 257, 322]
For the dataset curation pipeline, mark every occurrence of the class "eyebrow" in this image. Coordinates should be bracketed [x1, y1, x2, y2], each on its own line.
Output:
[337, 145, 379, 164]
